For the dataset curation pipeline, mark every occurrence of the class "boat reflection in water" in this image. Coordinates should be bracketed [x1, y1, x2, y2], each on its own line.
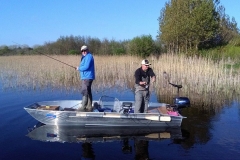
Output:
[27, 123, 188, 159]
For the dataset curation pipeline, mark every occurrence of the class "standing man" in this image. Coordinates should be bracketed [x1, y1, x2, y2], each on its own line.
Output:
[76, 45, 95, 112]
[134, 59, 156, 113]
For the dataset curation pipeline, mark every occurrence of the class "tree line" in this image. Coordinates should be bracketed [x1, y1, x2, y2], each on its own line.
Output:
[159, 0, 240, 53]
[0, 35, 160, 58]
[1, 0, 239, 57]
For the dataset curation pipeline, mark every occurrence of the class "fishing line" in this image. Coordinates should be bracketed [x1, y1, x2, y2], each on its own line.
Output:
[12, 41, 76, 69]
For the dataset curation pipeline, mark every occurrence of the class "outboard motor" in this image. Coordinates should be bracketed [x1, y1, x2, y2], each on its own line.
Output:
[169, 82, 190, 110]
[174, 97, 190, 109]
[163, 71, 190, 112]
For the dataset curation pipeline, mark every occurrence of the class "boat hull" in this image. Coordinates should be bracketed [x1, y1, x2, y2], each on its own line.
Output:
[24, 100, 185, 127]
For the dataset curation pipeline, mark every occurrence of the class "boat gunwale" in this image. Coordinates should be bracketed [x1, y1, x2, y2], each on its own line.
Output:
[24, 106, 185, 119]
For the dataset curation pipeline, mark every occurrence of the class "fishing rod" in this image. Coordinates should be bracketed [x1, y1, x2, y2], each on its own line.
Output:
[12, 41, 76, 69]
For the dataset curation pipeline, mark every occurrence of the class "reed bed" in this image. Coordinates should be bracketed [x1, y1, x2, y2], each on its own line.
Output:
[0, 54, 239, 111]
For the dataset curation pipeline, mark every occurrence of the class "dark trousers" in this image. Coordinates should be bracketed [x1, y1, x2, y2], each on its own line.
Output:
[81, 79, 93, 101]
[80, 79, 93, 110]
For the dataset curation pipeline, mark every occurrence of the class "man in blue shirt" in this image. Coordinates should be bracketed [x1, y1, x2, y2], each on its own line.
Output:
[76, 45, 95, 111]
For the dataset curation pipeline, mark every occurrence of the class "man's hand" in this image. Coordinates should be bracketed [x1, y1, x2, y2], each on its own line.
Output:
[140, 81, 147, 85]
[151, 76, 156, 83]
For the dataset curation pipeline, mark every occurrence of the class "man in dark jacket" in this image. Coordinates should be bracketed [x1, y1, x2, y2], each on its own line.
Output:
[134, 59, 156, 113]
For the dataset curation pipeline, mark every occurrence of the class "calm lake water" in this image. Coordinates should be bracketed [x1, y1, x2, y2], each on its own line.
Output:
[0, 84, 240, 160]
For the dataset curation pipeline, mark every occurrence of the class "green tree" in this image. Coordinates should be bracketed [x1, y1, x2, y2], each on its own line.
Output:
[159, 0, 220, 53]
[217, 5, 240, 46]
[68, 50, 79, 55]
[128, 35, 155, 58]
[0, 46, 12, 55]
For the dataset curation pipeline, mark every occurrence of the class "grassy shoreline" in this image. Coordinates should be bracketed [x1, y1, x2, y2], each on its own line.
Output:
[0, 54, 239, 110]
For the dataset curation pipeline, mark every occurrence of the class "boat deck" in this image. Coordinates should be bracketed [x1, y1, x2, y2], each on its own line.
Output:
[32, 101, 171, 115]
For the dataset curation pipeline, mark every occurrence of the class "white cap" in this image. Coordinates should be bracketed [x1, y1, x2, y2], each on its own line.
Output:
[81, 45, 88, 51]
[141, 59, 151, 65]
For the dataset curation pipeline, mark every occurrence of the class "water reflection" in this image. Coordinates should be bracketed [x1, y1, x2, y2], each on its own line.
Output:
[27, 123, 189, 159]
[122, 138, 132, 154]
[81, 142, 95, 160]
[134, 139, 149, 160]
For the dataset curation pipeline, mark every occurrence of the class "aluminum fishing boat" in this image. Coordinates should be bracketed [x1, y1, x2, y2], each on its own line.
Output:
[24, 92, 190, 127]
[24, 79, 190, 127]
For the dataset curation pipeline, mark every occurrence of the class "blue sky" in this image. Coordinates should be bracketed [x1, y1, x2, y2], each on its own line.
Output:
[0, 0, 239, 47]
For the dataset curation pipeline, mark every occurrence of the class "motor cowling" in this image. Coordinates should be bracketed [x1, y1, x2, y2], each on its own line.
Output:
[173, 97, 190, 109]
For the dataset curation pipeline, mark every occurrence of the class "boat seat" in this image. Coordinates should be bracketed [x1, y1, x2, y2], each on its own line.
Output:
[122, 102, 132, 109]
[63, 108, 76, 111]
[147, 106, 168, 114]
[157, 106, 168, 114]
[37, 105, 60, 111]
[120, 102, 133, 113]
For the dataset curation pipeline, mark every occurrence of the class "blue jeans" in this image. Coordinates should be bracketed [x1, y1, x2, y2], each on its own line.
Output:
[134, 90, 150, 113]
